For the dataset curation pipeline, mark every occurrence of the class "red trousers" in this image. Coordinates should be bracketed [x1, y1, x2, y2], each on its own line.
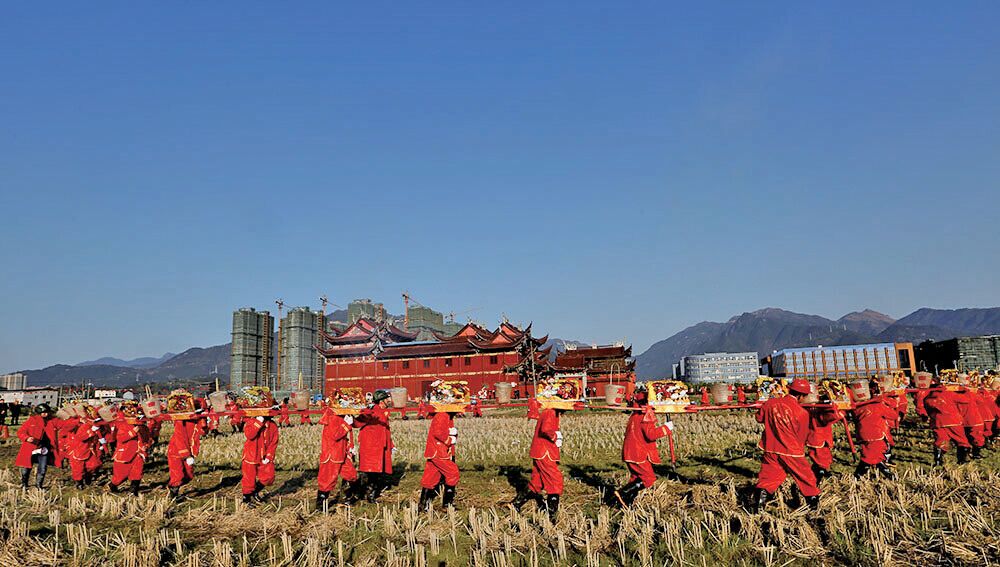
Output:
[934, 427, 970, 451]
[241, 461, 275, 495]
[625, 461, 657, 488]
[111, 458, 144, 485]
[420, 458, 460, 489]
[168, 457, 194, 488]
[69, 457, 101, 481]
[860, 439, 888, 465]
[808, 445, 833, 470]
[317, 460, 358, 492]
[528, 458, 564, 495]
[755, 452, 819, 497]
[966, 426, 986, 447]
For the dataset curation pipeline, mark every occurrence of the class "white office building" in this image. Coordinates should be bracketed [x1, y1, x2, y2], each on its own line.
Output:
[680, 352, 759, 385]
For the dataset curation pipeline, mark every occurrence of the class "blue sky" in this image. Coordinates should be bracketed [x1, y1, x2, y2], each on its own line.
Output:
[2, 3, 998, 372]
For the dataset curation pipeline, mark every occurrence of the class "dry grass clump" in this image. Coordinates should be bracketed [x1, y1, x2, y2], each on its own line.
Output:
[0, 409, 997, 565]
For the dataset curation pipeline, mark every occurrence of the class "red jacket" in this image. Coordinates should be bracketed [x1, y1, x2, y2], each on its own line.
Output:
[424, 412, 455, 459]
[355, 406, 393, 473]
[242, 418, 279, 464]
[915, 389, 930, 418]
[854, 397, 896, 442]
[953, 389, 984, 427]
[529, 408, 561, 460]
[113, 421, 152, 464]
[66, 419, 101, 461]
[806, 405, 843, 448]
[622, 410, 669, 464]
[976, 390, 998, 422]
[736, 387, 747, 404]
[15, 415, 60, 468]
[167, 419, 202, 459]
[924, 388, 964, 428]
[318, 410, 353, 464]
[756, 395, 809, 457]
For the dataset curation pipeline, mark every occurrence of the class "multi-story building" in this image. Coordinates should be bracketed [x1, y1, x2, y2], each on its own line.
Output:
[769, 342, 915, 379]
[348, 299, 387, 323]
[279, 307, 326, 394]
[320, 319, 554, 399]
[0, 372, 27, 390]
[230, 308, 274, 390]
[553, 343, 636, 395]
[0, 387, 59, 407]
[916, 336, 1000, 373]
[680, 352, 759, 385]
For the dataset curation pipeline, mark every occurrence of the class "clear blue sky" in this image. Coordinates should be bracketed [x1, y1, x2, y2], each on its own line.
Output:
[2, 3, 999, 372]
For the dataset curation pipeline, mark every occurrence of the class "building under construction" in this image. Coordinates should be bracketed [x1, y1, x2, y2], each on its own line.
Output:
[230, 308, 274, 389]
[916, 335, 1000, 373]
[347, 299, 387, 323]
[279, 307, 326, 394]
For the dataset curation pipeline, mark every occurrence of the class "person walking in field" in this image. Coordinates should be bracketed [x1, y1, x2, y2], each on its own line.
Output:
[418, 408, 460, 510]
[277, 398, 291, 427]
[514, 405, 564, 521]
[805, 395, 843, 484]
[924, 377, 971, 465]
[614, 387, 673, 507]
[67, 406, 105, 489]
[109, 401, 151, 496]
[753, 379, 820, 512]
[852, 383, 898, 479]
[953, 382, 986, 459]
[166, 417, 202, 498]
[241, 413, 279, 504]
[15, 403, 58, 490]
[316, 406, 359, 510]
[354, 390, 394, 502]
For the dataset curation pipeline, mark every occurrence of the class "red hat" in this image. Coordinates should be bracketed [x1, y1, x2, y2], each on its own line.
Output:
[789, 379, 811, 395]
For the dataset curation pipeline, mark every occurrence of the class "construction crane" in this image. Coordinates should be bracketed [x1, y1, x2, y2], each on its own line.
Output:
[446, 307, 482, 324]
[402, 291, 423, 330]
[318, 294, 342, 316]
[275, 298, 285, 390]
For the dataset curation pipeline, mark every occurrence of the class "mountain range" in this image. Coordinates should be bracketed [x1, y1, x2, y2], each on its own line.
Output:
[15, 306, 1000, 387]
[633, 306, 1000, 378]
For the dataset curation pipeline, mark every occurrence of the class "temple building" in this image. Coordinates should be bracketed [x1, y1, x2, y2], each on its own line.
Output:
[318, 319, 554, 399]
[553, 343, 635, 396]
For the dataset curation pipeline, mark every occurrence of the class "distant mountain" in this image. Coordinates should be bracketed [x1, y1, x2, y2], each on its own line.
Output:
[635, 306, 1000, 379]
[77, 353, 176, 369]
[837, 310, 896, 336]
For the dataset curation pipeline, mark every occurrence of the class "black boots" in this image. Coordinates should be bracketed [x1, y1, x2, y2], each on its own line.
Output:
[365, 473, 386, 503]
[344, 480, 361, 504]
[316, 491, 330, 511]
[753, 489, 771, 513]
[442, 485, 457, 509]
[876, 463, 896, 480]
[76, 479, 85, 490]
[418, 488, 434, 510]
[971, 445, 983, 460]
[854, 462, 895, 480]
[253, 481, 266, 501]
[36, 471, 45, 490]
[242, 494, 254, 505]
[812, 464, 830, 486]
[110, 482, 121, 494]
[20, 468, 30, 489]
[614, 480, 645, 507]
[933, 448, 945, 467]
[957, 446, 970, 464]
[805, 495, 820, 511]
[130, 480, 141, 496]
[545, 494, 560, 522]
[512, 491, 540, 511]
[168, 486, 180, 499]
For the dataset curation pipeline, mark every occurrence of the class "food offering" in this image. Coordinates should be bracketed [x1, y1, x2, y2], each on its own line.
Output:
[119, 400, 145, 424]
[646, 380, 691, 413]
[328, 387, 366, 415]
[754, 376, 788, 402]
[818, 379, 853, 409]
[428, 380, 471, 413]
[536, 374, 584, 410]
[166, 389, 198, 420]
[940, 369, 961, 390]
[236, 385, 276, 417]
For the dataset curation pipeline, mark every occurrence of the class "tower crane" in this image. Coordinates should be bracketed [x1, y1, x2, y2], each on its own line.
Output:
[402, 291, 423, 330]
[446, 307, 482, 324]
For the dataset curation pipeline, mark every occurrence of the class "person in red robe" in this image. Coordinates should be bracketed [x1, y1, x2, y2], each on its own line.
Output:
[753, 379, 819, 511]
[110, 411, 152, 496]
[15, 404, 58, 490]
[354, 390, 394, 502]
[67, 409, 104, 489]
[514, 406, 564, 521]
[300, 410, 313, 425]
[166, 418, 202, 498]
[316, 408, 359, 509]
[227, 401, 244, 433]
[614, 389, 673, 506]
[470, 398, 483, 418]
[924, 381, 971, 465]
[418, 409, 460, 510]
[241, 414, 279, 503]
[57, 414, 79, 470]
[806, 399, 843, 484]
[416, 399, 430, 420]
[953, 385, 986, 458]
[700, 387, 710, 405]
[736, 385, 747, 404]
[277, 399, 291, 427]
[852, 386, 898, 478]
